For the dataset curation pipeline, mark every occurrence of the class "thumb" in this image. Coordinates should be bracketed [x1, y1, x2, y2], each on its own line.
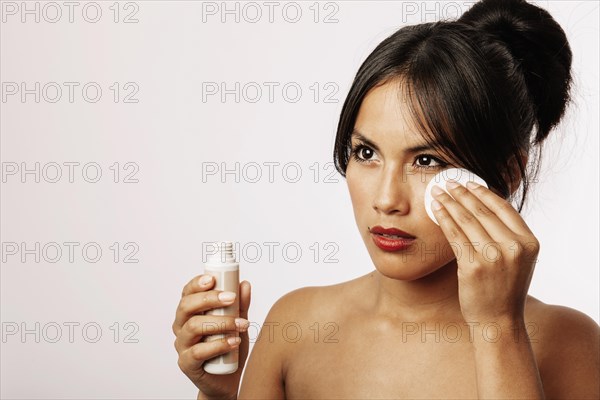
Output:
[238, 280, 251, 365]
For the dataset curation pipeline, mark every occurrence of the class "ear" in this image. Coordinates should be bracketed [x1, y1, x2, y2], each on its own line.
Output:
[503, 151, 528, 196]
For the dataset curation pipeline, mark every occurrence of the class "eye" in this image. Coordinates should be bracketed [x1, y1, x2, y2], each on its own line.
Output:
[350, 144, 378, 164]
[414, 154, 447, 170]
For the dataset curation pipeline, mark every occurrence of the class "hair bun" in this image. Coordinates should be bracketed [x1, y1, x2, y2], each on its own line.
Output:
[459, 0, 573, 142]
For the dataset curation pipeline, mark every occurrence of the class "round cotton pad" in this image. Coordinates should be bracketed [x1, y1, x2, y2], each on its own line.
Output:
[424, 167, 489, 226]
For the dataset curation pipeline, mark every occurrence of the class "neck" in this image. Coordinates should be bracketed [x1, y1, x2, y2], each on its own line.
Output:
[370, 259, 463, 322]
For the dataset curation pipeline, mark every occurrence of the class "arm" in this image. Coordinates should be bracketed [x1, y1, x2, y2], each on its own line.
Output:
[429, 182, 598, 398]
[472, 307, 600, 399]
[471, 318, 545, 399]
[237, 290, 301, 399]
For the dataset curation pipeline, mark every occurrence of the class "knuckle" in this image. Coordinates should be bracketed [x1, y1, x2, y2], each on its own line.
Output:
[497, 199, 514, 212]
[456, 211, 475, 225]
[512, 242, 525, 257]
[177, 355, 189, 372]
[518, 238, 540, 262]
[447, 226, 461, 240]
[188, 316, 204, 334]
[474, 205, 493, 218]
[177, 297, 191, 315]
[509, 240, 529, 260]
[195, 278, 209, 293]
[191, 344, 205, 361]
[453, 186, 469, 196]
[191, 316, 221, 335]
[527, 237, 541, 252]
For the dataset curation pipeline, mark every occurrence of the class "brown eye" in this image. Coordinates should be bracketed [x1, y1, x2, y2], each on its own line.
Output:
[359, 147, 374, 160]
[351, 144, 378, 164]
[415, 155, 446, 169]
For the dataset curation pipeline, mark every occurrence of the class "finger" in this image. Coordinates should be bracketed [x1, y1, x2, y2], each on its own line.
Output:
[239, 280, 251, 321]
[238, 280, 252, 364]
[444, 181, 516, 243]
[432, 189, 495, 256]
[173, 289, 237, 335]
[177, 337, 241, 376]
[465, 181, 535, 237]
[177, 315, 244, 350]
[181, 274, 214, 298]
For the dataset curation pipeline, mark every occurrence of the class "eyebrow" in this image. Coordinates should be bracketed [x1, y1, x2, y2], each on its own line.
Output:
[351, 129, 441, 154]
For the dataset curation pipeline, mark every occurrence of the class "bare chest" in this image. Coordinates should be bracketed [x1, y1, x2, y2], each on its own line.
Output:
[283, 321, 481, 399]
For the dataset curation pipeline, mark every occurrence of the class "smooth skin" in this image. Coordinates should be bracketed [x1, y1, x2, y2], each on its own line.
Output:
[176, 79, 600, 399]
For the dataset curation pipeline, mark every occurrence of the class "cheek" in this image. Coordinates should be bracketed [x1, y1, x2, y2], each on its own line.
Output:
[409, 175, 431, 212]
[346, 168, 365, 212]
[414, 172, 443, 212]
[345, 164, 361, 199]
[346, 165, 371, 220]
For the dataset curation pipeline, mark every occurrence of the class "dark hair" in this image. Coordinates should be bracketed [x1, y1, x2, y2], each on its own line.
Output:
[333, 0, 573, 212]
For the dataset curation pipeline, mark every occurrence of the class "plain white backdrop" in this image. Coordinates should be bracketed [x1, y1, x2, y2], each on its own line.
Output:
[1, 1, 598, 399]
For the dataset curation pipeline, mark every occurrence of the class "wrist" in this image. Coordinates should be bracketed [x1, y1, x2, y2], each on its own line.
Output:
[464, 318, 529, 346]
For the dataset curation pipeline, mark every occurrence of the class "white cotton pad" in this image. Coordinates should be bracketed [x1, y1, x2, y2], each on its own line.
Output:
[424, 167, 489, 226]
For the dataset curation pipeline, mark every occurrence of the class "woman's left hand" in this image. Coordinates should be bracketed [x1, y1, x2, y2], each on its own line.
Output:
[430, 180, 540, 325]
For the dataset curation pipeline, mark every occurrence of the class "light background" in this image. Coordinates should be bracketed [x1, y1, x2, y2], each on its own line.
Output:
[1, 1, 598, 399]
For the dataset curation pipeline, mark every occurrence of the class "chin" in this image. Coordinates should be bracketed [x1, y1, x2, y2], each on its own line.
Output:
[365, 239, 454, 281]
[372, 258, 442, 281]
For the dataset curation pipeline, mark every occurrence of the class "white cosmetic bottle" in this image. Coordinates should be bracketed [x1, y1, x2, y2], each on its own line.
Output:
[202, 241, 240, 375]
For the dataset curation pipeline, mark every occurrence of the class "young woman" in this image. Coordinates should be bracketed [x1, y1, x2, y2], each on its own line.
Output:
[173, 0, 599, 398]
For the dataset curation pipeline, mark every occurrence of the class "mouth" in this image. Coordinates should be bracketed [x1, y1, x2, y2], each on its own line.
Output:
[373, 233, 410, 239]
[368, 225, 417, 252]
[369, 225, 416, 239]
[370, 232, 416, 252]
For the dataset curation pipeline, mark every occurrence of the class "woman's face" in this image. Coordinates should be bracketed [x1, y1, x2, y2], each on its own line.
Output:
[346, 80, 457, 280]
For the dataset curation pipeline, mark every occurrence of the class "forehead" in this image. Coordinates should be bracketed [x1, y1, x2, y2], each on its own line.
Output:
[353, 80, 425, 144]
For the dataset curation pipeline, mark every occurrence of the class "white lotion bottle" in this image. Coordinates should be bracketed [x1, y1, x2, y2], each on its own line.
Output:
[202, 241, 240, 375]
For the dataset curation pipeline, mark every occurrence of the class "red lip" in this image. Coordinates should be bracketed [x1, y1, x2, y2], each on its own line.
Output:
[369, 225, 416, 238]
[369, 225, 416, 252]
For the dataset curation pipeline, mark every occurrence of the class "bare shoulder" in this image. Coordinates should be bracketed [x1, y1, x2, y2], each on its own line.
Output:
[525, 295, 599, 345]
[525, 295, 600, 399]
[268, 273, 367, 321]
[239, 279, 357, 398]
[238, 275, 363, 397]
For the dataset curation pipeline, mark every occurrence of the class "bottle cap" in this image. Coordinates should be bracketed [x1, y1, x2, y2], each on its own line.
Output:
[207, 241, 236, 264]
[424, 167, 488, 226]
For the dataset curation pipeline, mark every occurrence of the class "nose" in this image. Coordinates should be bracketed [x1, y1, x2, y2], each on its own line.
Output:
[372, 165, 411, 215]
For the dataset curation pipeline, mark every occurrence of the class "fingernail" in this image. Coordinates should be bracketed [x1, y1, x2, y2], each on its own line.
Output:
[218, 291, 236, 302]
[199, 275, 212, 285]
[235, 318, 249, 330]
[227, 336, 241, 346]
[446, 180, 461, 189]
[431, 185, 445, 196]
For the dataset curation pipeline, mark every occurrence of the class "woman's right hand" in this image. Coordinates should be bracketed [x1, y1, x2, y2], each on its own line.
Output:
[173, 274, 252, 400]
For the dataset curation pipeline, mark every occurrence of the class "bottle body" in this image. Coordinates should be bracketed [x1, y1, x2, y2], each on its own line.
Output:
[203, 241, 240, 375]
